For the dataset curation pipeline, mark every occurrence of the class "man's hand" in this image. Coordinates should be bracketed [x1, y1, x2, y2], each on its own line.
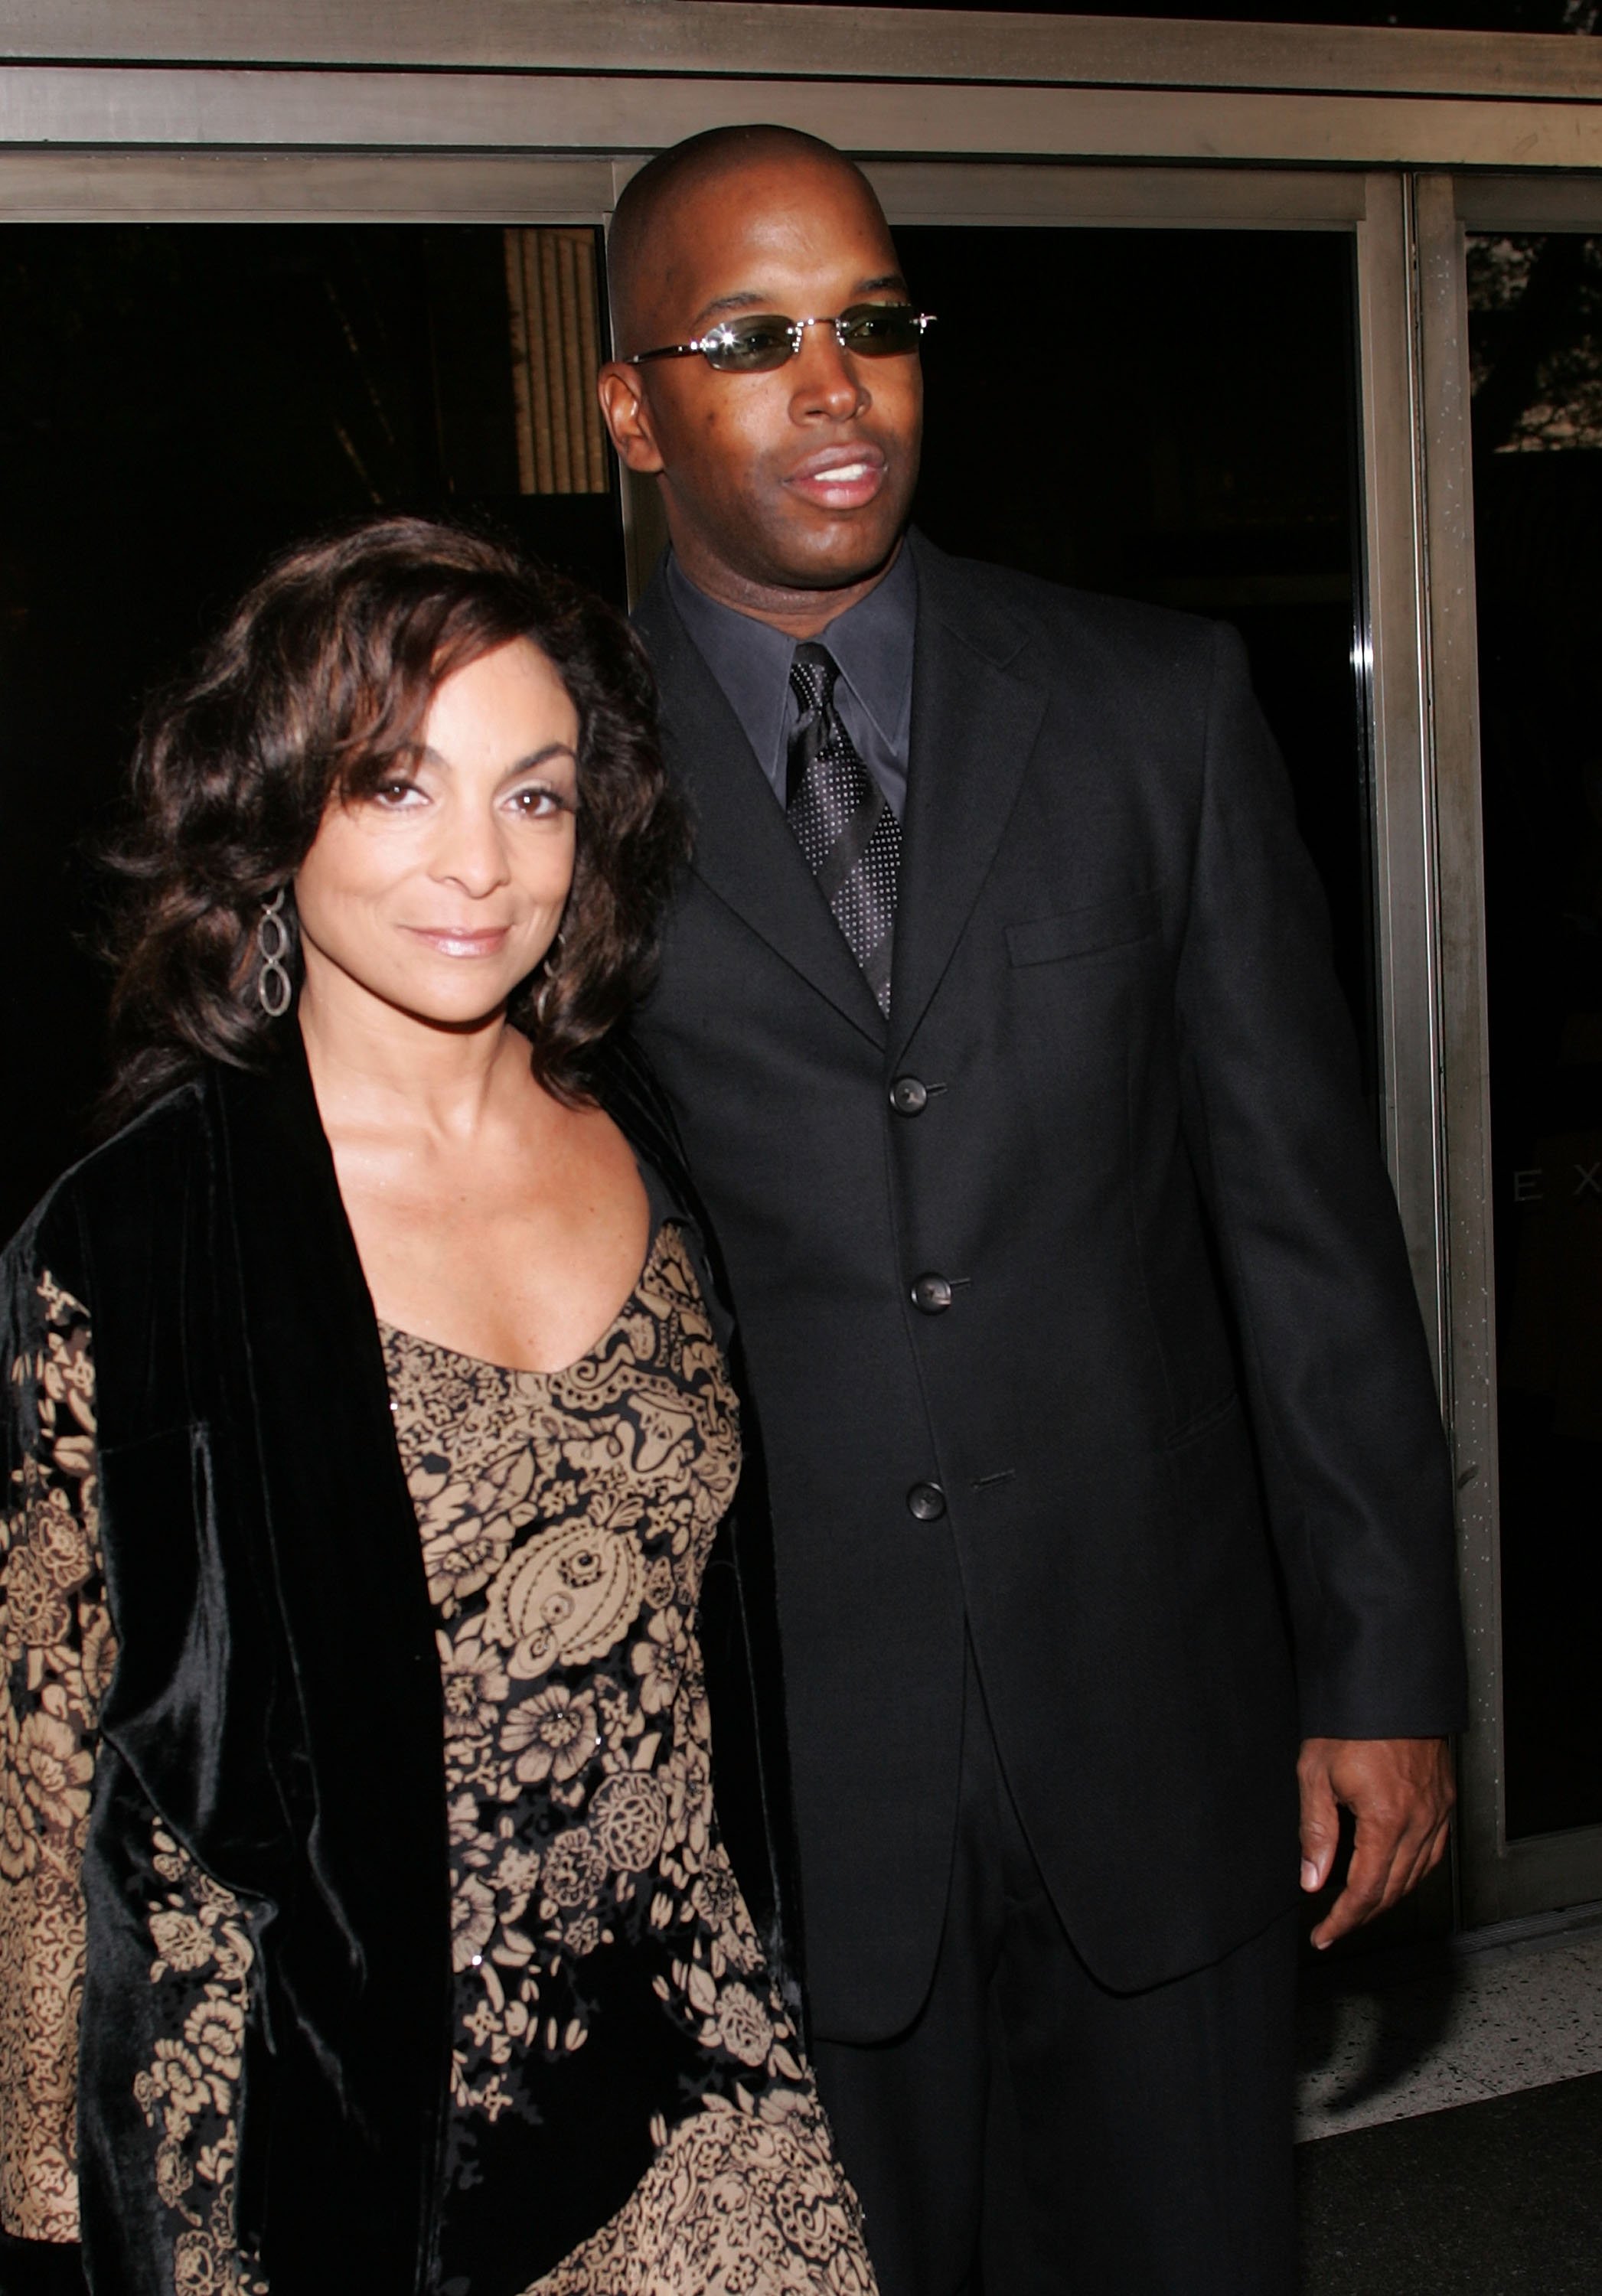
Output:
[1297, 1736, 1455, 1949]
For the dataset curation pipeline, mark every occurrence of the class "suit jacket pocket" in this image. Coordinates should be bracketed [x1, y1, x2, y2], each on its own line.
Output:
[1007, 889, 1160, 967]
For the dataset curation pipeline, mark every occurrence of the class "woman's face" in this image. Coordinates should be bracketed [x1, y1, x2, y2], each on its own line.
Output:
[294, 637, 580, 1032]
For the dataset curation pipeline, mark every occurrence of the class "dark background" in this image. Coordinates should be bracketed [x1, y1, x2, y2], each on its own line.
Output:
[0, 223, 622, 1234]
[0, 220, 1363, 1244]
[904, 225, 1369, 1079]
[1468, 232, 1602, 1838]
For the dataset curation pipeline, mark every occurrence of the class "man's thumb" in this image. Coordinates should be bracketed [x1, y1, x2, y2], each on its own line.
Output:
[1299, 1773, 1338, 1893]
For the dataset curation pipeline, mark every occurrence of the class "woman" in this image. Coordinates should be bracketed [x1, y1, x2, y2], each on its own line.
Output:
[0, 518, 877, 2295]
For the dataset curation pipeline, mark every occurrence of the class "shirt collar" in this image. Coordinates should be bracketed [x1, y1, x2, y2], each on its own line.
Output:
[813, 541, 916, 763]
[666, 540, 917, 771]
[666, 553, 795, 776]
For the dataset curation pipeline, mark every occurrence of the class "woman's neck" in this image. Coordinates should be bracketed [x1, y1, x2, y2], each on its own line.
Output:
[296, 961, 528, 1150]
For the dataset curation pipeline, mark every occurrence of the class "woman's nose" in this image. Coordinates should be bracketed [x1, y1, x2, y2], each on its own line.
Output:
[431, 804, 510, 896]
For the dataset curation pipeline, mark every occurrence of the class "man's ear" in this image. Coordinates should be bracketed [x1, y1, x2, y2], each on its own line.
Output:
[598, 364, 665, 475]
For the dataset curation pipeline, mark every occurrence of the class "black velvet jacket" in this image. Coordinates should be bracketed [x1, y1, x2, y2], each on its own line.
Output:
[0, 1027, 799, 2295]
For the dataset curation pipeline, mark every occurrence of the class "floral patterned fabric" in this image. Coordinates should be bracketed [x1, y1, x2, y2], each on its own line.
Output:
[383, 1221, 876, 2296]
[1, 1277, 264, 2288]
[532, 2090, 876, 2296]
[132, 1828, 266, 2295]
[0, 1274, 113, 2243]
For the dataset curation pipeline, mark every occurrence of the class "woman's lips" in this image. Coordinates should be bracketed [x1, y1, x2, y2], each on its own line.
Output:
[784, 452, 886, 511]
[404, 925, 512, 958]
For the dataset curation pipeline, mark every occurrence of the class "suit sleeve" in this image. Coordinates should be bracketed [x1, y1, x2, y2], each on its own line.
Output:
[1176, 621, 1467, 1740]
[0, 1261, 107, 2291]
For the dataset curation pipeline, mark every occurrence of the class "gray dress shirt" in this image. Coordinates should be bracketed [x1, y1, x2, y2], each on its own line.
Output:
[665, 543, 917, 818]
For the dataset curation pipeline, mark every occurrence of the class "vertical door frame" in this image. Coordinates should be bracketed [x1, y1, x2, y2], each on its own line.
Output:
[1357, 173, 1448, 1381]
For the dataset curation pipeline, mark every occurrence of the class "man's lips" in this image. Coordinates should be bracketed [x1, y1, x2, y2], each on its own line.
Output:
[783, 446, 886, 511]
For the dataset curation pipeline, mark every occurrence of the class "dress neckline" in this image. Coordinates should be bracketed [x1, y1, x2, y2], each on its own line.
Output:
[377, 1218, 670, 1384]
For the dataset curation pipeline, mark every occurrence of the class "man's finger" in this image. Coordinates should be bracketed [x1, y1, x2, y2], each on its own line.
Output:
[1399, 1812, 1451, 1903]
[1310, 1854, 1392, 1946]
[1310, 1797, 1415, 1947]
[1297, 1755, 1341, 1894]
[1313, 1789, 1448, 1944]
[1300, 1736, 1456, 1946]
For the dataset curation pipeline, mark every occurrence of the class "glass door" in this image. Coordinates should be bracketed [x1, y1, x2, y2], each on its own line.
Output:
[1423, 173, 1602, 1928]
[1470, 226, 1602, 1848]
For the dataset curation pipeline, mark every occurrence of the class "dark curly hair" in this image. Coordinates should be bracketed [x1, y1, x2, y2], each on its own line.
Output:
[104, 515, 685, 1124]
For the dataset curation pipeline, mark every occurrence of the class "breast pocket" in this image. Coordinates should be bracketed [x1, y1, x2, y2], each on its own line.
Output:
[1006, 889, 1160, 968]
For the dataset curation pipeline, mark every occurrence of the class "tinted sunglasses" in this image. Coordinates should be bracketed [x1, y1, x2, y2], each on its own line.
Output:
[629, 302, 936, 374]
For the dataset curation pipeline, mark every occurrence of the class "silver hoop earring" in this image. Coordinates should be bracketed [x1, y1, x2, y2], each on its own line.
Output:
[534, 931, 566, 1029]
[256, 888, 294, 1019]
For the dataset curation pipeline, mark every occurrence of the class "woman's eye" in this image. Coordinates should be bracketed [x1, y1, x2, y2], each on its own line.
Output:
[509, 785, 566, 817]
[371, 779, 423, 808]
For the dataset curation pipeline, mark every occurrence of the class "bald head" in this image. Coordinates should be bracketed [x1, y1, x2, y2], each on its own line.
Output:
[608, 126, 888, 359]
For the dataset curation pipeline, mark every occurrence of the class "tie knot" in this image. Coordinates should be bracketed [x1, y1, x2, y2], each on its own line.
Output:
[789, 642, 840, 717]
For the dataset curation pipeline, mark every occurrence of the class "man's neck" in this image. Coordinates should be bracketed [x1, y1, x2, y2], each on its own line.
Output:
[666, 530, 906, 640]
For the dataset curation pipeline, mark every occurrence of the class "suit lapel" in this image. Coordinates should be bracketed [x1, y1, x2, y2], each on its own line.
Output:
[635, 569, 886, 1046]
[889, 533, 1050, 1059]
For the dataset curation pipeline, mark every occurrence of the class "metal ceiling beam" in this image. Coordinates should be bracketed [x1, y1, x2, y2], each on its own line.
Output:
[1, 0, 1600, 104]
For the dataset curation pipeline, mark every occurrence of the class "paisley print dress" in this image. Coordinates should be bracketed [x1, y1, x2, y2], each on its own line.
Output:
[381, 1219, 877, 2296]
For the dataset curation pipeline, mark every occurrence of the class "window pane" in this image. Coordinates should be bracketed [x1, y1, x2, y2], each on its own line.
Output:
[0, 223, 625, 1238]
[1469, 230, 1602, 1839]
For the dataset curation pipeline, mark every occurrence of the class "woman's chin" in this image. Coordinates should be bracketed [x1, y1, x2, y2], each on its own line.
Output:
[357, 970, 523, 1036]
[406, 990, 519, 1035]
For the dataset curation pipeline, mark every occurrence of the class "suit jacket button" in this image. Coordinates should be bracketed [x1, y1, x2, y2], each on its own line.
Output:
[911, 1274, 954, 1314]
[906, 1481, 947, 1521]
[889, 1075, 929, 1115]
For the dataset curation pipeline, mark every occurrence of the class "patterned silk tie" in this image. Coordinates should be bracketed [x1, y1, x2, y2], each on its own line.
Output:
[786, 643, 900, 1015]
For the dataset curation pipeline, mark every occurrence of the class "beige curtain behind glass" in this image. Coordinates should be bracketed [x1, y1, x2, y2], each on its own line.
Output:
[504, 225, 609, 495]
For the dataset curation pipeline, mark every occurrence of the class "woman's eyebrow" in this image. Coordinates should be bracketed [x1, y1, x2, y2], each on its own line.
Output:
[417, 742, 578, 775]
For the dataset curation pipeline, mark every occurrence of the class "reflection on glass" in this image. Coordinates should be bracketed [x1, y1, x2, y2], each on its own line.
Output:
[0, 224, 625, 1236]
[1470, 231, 1602, 1838]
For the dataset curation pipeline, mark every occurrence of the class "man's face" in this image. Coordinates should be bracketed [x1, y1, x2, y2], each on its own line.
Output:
[601, 155, 923, 605]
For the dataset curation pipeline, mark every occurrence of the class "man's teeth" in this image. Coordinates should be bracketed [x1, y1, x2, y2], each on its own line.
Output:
[814, 462, 871, 484]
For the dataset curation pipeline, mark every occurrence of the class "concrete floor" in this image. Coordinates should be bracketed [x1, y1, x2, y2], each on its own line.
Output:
[1295, 1913, 1602, 2141]
[1297, 2073, 1602, 2296]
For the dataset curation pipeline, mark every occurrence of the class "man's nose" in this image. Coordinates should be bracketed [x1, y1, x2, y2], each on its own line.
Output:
[789, 320, 867, 420]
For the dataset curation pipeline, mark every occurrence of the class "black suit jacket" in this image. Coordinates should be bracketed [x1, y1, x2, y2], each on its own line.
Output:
[631, 530, 1467, 2043]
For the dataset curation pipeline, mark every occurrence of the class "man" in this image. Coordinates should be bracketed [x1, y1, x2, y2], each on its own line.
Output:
[598, 125, 1464, 2296]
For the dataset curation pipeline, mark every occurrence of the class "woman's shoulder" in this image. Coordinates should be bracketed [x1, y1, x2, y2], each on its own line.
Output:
[3, 1075, 210, 1290]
